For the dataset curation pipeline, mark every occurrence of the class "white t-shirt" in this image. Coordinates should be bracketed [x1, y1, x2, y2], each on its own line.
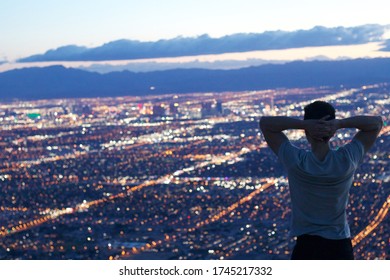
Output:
[278, 139, 365, 239]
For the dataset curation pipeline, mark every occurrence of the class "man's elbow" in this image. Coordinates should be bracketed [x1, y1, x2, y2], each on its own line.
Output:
[378, 116, 383, 128]
[259, 116, 271, 131]
[374, 116, 383, 132]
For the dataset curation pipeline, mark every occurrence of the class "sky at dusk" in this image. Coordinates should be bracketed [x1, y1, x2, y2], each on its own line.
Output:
[1, 0, 390, 62]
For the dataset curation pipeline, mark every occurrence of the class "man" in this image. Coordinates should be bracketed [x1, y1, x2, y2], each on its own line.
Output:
[259, 101, 382, 260]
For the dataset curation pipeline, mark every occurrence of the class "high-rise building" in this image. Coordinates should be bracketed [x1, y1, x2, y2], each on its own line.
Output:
[216, 100, 223, 115]
[140, 103, 153, 115]
[201, 101, 214, 118]
[153, 104, 166, 118]
[169, 102, 179, 116]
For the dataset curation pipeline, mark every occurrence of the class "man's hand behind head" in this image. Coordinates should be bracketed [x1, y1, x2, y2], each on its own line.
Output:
[305, 116, 337, 142]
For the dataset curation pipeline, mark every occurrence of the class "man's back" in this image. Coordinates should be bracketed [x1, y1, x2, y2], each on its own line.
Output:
[278, 139, 364, 239]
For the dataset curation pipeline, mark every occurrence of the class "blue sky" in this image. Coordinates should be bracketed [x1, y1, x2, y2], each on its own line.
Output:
[1, 0, 390, 61]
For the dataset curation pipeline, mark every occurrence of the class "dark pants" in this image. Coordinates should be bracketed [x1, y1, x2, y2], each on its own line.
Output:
[291, 234, 354, 260]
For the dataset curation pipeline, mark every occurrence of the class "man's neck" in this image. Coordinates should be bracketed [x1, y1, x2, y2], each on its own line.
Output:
[311, 142, 330, 161]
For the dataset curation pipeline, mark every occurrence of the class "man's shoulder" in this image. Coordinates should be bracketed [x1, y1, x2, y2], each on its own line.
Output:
[278, 140, 305, 164]
[334, 139, 365, 165]
[337, 139, 364, 154]
[280, 140, 305, 152]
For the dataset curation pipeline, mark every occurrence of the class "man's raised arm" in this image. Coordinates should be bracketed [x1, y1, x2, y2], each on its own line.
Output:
[331, 116, 383, 153]
[259, 116, 327, 155]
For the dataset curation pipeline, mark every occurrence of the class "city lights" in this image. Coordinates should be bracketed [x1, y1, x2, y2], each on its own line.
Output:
[0, 84, 388, 260]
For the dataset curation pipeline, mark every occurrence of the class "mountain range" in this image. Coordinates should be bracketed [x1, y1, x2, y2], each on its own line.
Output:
[1, 58, 390, 100]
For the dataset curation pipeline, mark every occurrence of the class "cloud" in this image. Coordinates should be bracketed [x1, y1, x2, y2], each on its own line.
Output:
[380, 39, 390, 51]
[18, 24, 389, 63]
[19, 45, 87, 62]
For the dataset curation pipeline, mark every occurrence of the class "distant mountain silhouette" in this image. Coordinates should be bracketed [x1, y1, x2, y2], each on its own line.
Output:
[1, 58, 390, 100]
[18, 25, 389, 62]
